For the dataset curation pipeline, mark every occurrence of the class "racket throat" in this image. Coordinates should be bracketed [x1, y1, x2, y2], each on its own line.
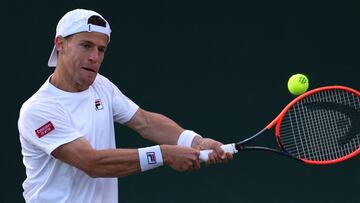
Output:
[238, 128, 268, 146]
[239, 146, 303, 163]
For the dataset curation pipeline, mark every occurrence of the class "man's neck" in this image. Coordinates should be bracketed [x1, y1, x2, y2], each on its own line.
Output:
[50, 68, 86, 92]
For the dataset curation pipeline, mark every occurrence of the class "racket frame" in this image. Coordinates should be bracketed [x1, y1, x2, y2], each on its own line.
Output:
[238, 85, 360, 165]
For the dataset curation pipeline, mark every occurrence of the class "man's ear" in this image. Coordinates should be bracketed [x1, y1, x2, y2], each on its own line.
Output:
[54, 36, 66, 53]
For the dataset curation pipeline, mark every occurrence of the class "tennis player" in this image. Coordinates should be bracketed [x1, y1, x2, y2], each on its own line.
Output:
[18, 8, 232, 203]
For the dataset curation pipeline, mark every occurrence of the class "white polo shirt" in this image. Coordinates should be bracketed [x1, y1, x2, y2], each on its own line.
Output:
[18, 74, 139, 203]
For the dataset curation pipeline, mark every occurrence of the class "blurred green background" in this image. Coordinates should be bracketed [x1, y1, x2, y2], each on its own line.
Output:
[4, 0, 359, 202]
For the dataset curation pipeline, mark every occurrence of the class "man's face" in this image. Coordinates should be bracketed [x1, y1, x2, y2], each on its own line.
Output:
[57, 32, 108, 91]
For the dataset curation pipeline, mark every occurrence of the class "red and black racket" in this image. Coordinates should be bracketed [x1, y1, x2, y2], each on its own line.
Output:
[200, 86, 360, 165]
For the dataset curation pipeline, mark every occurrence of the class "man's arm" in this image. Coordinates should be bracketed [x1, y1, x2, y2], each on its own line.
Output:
[51, 137, 201, 178]
[125, 108, 233, 164]
[51, 108, 231, 178]
[124, 108, 184, 144]
[51, 137, 140, 177]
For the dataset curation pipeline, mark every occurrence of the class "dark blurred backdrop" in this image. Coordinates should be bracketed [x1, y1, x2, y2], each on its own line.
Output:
[3, 0, 359, 202]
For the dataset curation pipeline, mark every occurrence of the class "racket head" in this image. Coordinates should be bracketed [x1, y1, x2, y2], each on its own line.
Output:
[273, 86, 360, 165]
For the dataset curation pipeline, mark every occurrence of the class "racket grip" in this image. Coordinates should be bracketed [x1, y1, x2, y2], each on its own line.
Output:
[199, 143, 238, 162]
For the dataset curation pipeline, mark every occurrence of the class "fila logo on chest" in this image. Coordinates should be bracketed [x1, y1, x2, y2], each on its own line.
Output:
[95, 99, 104, 111]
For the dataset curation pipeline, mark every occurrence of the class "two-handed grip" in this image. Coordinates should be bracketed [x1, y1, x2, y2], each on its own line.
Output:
[199, 143, 238, 162]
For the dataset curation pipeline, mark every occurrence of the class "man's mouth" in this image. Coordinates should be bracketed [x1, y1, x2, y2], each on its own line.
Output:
[82, 67, 96, 73]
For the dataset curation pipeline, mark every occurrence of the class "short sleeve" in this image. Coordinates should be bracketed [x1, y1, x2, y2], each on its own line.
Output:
[110, 82, 139, 124]
[18, 100, 83, 155]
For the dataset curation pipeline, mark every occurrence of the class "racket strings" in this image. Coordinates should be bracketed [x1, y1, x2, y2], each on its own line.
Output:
[279, 89, 360, 161]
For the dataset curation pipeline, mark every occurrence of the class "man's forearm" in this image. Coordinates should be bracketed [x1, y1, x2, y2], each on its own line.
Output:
[138, 112, 184, 144]
[126, 109, 184, 145]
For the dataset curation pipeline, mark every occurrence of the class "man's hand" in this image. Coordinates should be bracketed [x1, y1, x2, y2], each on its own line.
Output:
[191, 136, 233, 165]
[160, 145, 201, 172]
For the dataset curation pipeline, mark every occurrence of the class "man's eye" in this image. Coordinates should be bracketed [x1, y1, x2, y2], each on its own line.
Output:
[82, 44, 92, 49]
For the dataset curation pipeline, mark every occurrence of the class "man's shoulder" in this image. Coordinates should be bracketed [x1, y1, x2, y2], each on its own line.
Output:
[20, 83, 63, 119]
[20, 95, 62, 117]
[92, 74, 120, 93]
[94, 73, 113, 86]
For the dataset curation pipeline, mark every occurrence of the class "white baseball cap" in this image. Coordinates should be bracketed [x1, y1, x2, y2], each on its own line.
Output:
[48, 9, 112, 67]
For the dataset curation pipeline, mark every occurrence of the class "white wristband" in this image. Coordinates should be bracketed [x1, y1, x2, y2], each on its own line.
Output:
[138, 145, 164, 172]
[177, 130, 201, 147]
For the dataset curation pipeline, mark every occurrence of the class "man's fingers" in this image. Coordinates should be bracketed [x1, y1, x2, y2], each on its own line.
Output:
[213, 144, 226, 160]
[226, 152, 233, 160]
[193, 160, 201, 170]
[207, 149, 233, 164]
[207, 151, 222, 164]
[195, 138, 234, 165]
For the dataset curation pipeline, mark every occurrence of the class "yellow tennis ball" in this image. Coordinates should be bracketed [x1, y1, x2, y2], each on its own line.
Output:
[287, 74, 309, 96]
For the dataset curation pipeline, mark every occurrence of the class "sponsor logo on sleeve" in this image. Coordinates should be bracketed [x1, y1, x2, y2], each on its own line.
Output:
[35, 121, 55, 138]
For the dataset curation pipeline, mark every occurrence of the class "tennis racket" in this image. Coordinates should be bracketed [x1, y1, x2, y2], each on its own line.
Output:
[199, 85, 360, 165]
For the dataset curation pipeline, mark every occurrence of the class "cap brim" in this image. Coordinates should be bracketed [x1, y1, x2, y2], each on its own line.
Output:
[48, 46, 57, 67]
